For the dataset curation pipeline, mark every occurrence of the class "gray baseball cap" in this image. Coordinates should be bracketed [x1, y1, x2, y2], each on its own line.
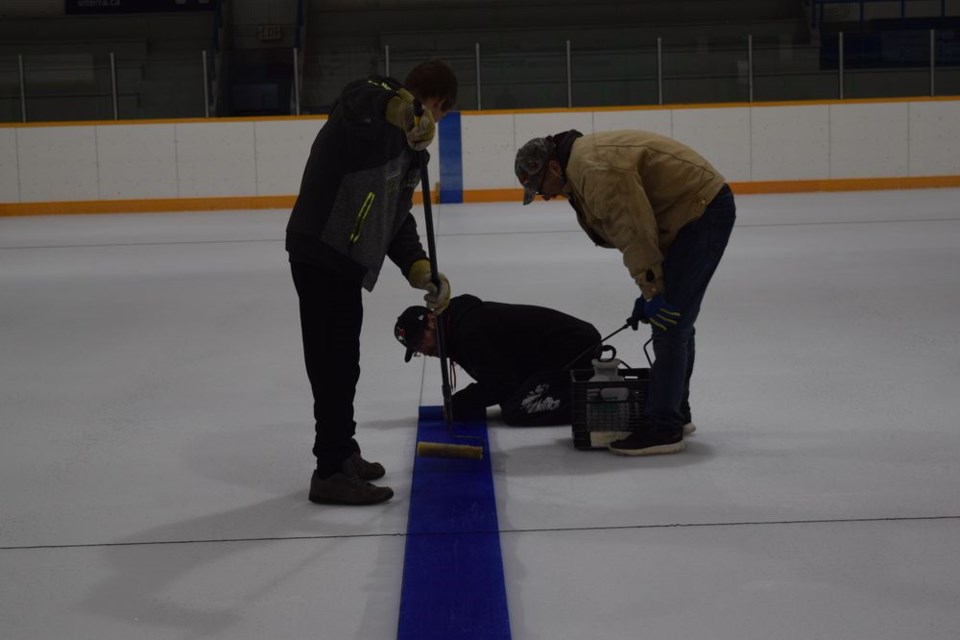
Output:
[515, 137, 556, 205]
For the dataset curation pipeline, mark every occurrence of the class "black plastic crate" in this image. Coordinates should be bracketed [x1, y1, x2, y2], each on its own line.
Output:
[570, 367, 650, 450]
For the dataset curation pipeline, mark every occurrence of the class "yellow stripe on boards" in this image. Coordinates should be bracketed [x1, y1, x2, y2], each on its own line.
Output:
[729, 175, 960, 194]
[0, 191, 439, 217]
[461, 189, 523, 203]
[3, 176, 959, 217]
[457, 95, 960, 116]
[0, 196, 296, 217]
[1, 95, 958, 128]
[463, 175, 960, 204]
[0, 115, 327, 128]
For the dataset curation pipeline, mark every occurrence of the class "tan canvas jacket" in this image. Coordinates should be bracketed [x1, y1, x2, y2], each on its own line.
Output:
[564, 130, 727, 299]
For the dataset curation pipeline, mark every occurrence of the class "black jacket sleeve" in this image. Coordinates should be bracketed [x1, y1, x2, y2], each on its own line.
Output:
[449, 384, 490, 420]
[386, 211, 427, 277]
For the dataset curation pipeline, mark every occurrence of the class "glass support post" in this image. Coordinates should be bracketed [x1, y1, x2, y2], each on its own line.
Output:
[202, 49, 210, 117]
[293, 47, 301, 115]
[110, 52, 119, 119]
[839, 32, 845, 99]
[475, 42, 482, 110]
[930, 29, 936, 96]
[657, 37, 663, 105]
[18, 54, 27, 122]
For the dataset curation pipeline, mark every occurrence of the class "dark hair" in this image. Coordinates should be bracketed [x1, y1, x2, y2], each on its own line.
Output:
[405, 60, 458, 112]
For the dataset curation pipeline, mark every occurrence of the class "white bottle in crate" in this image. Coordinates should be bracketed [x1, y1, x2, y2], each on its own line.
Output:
[586, 357, 631, 447]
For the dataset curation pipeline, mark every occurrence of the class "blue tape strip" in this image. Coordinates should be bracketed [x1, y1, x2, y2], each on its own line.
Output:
[397, 406, 511, 640]
[438, 112, 463, 204]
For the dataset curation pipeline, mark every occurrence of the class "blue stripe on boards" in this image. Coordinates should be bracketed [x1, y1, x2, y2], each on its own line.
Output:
[397, 406, 511, 640]
[438, 112, 463, 204]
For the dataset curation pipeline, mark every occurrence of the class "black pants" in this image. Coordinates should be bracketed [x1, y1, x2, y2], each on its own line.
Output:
[290, 261, 364, 475]
[499, 331, 599, 427]
[500, 371, 574, 426]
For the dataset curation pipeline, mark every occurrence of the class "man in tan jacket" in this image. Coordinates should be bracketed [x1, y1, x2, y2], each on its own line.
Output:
[515, 129, 736, 456]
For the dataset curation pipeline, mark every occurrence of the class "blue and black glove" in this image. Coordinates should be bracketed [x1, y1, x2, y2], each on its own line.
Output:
[627, 297, 649, 330]
[629, 295, 681, 331]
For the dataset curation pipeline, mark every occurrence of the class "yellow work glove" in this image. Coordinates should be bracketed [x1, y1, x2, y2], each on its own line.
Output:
[385, 89, 436, 151]
[407, 259, 451, 312]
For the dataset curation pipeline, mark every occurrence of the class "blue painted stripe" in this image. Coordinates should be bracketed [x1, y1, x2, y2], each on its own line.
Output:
[397, 406, 511, 640]
[438, 112, 463, 204]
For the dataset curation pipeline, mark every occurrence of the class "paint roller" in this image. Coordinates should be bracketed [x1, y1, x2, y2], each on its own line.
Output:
[412, 100, 484, 461]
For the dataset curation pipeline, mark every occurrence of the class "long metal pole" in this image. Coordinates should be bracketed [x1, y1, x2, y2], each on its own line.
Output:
[475, 42, 482, 110]
[293, 47, 301, 115]
[839, 31, 845, 99]
[657, 37, 663, 105]
[18, 53, 27, 123]
[385, 45, 390, 78]
[748, 34, 754, 103]
[565, 40, 572, 107]
[110, 52, 119, 119]
[930, 28, 936, 96]
[202, 49, 210, 117]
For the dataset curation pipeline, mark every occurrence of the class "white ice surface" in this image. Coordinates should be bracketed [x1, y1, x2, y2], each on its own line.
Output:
[1, 190, 959, 639]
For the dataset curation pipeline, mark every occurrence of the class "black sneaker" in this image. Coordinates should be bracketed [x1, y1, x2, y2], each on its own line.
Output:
[608, 429, 685, 456]
[344, 451, 386, 480]
[308, 469, 394, 505]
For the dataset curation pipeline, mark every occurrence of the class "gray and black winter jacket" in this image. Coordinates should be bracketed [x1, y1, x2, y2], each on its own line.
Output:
[286, 75, 428, 291]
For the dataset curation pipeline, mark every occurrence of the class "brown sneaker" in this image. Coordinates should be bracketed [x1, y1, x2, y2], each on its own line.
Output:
[308, 470, 394, 505]
[344, 451, 386, 480]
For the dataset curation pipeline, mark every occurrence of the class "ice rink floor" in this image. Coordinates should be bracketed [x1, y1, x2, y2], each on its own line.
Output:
[2, 189, 959, 639]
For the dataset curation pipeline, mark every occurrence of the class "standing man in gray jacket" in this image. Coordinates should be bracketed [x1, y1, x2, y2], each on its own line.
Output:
[287, 60, 457, 505]
[515, 129, 735, 456]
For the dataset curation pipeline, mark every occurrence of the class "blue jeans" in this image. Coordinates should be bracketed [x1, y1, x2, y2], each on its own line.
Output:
[644, 184, 736, 435]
